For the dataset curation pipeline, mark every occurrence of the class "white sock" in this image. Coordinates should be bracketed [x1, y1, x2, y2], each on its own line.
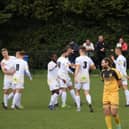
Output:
[76, 96, 80, 109]
[12, 93, 19, 108]
[124, 90, 129, 105]
[52, 93, 58, 105]
[3, 94, 8, 106]
[16, 93, 22, 106]
[49, 95, 53, 106]
[8, 92, 14, 100]
[70, 89, 76, 103]
[49, 94, 58, 106]
[61, 91, 67, 105]
[86, 94, 92, 105]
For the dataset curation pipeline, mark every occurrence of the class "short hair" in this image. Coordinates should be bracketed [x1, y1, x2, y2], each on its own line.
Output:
[103, 57, 113, 67]
[1, 48, 8, 53]
[19, 50, 26, 56]
[62, 46, 72, 53]
[79, 46, 86, 53]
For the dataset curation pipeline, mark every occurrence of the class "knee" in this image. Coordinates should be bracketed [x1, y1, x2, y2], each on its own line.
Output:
[104, 109, 111, 115]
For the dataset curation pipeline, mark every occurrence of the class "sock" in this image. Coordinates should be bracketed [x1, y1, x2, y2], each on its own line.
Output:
[49, 95, 53, 106]
[12, 93, 19, 108]
[76, 96, 80, 109]
[52, 93, 58, 106]
[16, 93, 22, 106]
[3, 94, 8, 106]
[61, 91, 67, 106]
[105, 115, 112, 129]
[86, 94, 92, 105]
[70, 89, 76, 102]
[8, 92, 14, 100]
[114, 115, 120, 125]
[124, 90, 129, 105]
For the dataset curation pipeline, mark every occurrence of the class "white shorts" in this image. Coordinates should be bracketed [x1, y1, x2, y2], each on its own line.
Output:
[13, 76, 24, 89]
[122, 77, 128, 85]
[75, 82, 90, 90]
[58, 77, 72, 88]
[48, 80, 60, 91]
[3, 79, 15, 90]
[13, 83, 24, 89]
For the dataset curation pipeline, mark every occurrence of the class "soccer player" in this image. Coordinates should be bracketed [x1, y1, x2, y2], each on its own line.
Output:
[1, 48, 16, 109]
[11, 51, 32, 109]
[57, 47, 76, 108]
[112, 47, 129, 106]
[101, 58, 122, 129]
[74, 46, 96, 112]
[47, 53, 59, 110]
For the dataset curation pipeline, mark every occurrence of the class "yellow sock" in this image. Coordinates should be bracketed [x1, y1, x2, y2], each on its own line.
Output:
[114, 115, 120, 125]
[105, 115, 112, 129]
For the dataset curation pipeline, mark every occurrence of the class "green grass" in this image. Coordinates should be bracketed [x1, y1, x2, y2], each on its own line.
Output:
[0, 71, 129, 129]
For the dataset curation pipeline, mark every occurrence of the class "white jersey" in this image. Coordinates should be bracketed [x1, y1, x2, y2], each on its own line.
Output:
[75, 55, 94, 83]
[47, 61, 58, 85]
[57, 56, 71, 80]
[114, 55, 127, 76]
[1, 56, 16, 80]
[13, 58, 31, 84]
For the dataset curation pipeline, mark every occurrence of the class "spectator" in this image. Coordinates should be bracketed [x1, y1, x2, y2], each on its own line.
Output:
[68, 40, 79, 64]
[83, 39, 95, 58]
[95, 35, 106, 69]
[116, 38, 128, 56]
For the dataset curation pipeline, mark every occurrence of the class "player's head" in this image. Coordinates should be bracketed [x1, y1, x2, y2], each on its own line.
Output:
[50, 53, 57, 62]
[62, 47, 73, 57]
[115, 47, 122, 56]
[98, 35, 104, 43]
[16, 50, 25, 58]
[79, 46, 86, 55]
[101, 57, 112, 69]
[1, 48, 9, 58]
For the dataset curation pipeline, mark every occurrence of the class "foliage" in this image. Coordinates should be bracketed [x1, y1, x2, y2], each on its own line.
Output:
[0, 0, 129, 68]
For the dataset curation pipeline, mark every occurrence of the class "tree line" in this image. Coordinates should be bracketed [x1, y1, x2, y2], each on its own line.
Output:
[0, 0, 129, 68]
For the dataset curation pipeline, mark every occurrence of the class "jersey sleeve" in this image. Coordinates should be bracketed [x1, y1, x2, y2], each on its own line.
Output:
[113, 69, 122, 80]
[48, 62, 56, 71]
[75, 58, 80, 65]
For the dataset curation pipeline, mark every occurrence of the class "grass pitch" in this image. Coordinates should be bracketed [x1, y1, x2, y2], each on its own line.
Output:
[0, 71, 129, 129]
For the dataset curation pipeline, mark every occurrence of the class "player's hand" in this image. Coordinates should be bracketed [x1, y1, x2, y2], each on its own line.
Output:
[110, 55, 115, 61]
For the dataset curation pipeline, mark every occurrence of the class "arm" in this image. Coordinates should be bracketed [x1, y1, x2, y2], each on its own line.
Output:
[25, 62, 32, 80]
[74, 64, 80, 83]
[1, 63, 15, 75]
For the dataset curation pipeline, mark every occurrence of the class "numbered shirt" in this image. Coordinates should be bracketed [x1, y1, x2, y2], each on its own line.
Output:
[75, 56, 94, 82]
[13, 58, 30, 81]
[1, 56, 16, 80]
[114, 55, 127, 76]
[47, 61, 58, 83]
[57, 56, 71, 79]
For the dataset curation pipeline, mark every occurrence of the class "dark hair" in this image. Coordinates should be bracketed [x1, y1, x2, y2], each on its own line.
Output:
[79, 46, 86, 52]
[62, 46, 72, 53]
[1, 48, 8, 52]
[19, 50, 26, 56]
[103, 57, 113, 67]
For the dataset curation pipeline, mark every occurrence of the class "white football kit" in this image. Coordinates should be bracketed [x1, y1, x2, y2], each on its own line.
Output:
[75, 55, 94, 90]
[114, 55, 128, 85]
[13, 58, 32, 89]
[1, 56, 16, 90]
[47, 61, 59, 91]
[57, 56, 72, 88]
